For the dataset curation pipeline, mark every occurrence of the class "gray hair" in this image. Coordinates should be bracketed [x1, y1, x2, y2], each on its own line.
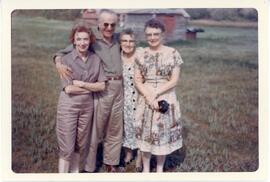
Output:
[98, 9, 117, 23]
[119, 28, 136, 41]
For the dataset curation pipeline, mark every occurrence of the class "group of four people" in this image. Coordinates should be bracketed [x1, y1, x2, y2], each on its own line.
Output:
[54, 9, 183, 173]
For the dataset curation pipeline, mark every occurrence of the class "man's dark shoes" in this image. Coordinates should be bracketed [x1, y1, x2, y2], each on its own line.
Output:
[80, 169, 98, 173]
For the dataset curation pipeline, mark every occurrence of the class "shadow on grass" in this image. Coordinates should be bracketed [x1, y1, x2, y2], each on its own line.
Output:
[93, 126, 188, 172]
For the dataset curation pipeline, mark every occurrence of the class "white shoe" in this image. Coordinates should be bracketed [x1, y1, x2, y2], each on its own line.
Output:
[58, 158, 70, 173]
[70, 152, 80, 173]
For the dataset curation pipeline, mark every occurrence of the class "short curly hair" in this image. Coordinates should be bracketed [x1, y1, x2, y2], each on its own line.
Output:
[69, 22, 95, 44]
[119, 28, 135, 41]
[144, 18, 165, 33]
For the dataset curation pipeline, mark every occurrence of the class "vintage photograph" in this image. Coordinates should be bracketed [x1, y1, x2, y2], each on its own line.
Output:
[10, 8, 259, 174]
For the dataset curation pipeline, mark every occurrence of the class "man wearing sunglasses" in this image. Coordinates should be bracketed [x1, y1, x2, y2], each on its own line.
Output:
[53, 9, 123, 173]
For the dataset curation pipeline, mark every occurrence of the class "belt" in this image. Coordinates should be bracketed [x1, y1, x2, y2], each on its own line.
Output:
[106, 75, 123, 81]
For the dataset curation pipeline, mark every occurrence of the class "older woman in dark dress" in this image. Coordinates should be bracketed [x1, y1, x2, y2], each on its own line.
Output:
[56, 24, 106, 173]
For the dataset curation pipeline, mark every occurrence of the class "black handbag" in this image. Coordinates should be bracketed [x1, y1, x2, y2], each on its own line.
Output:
[158, 100, 169, 113]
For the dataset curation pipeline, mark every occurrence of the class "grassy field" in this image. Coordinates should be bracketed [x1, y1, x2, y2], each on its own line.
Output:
[11, 16, 258, 173]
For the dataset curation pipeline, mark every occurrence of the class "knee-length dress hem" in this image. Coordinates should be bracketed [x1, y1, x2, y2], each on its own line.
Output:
[134, 46, 184, 156]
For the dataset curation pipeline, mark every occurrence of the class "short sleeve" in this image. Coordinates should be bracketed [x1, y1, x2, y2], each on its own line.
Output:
[134, 48, 147, 75]
[172, 49, 184, 67]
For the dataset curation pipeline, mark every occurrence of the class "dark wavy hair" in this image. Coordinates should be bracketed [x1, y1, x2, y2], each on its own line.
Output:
[144, 18, 165, 32]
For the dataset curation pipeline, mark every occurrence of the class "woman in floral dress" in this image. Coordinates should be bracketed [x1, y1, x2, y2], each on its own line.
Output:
[134, 19, 183, 172]
[120, 28, 142, 171]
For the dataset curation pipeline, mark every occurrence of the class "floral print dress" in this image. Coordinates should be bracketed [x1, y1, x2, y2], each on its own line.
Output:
[134, 46, 183, 155]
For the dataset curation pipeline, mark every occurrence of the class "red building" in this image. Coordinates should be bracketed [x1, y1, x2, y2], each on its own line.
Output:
[79, 9, 203, 42]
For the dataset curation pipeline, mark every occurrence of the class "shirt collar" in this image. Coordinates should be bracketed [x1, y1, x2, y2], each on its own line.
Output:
[71, 48, 90, 62]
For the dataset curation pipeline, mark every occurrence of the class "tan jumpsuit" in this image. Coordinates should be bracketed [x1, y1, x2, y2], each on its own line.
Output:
[56, 49, 106, 161]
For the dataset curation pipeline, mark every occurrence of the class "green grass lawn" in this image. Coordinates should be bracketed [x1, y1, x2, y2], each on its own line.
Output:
[11, 16, 258, 173]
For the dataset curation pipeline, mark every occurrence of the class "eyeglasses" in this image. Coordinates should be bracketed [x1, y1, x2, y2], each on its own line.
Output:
[103, 23, 116, 29]
[145, 32, 162, 38]
[121, 39, 135, 44]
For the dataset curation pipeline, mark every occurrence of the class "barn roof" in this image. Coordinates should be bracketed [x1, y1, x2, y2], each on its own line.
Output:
[114, 9, 190, 18]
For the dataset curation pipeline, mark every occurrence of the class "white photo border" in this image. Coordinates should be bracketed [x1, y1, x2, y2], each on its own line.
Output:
[1, 0, 268, 181]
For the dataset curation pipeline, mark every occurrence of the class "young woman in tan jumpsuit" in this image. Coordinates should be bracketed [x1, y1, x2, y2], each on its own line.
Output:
[56, 24, 106, 173]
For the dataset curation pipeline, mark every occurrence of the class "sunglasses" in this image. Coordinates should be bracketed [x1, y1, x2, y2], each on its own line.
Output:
[103, 23, 116, 29]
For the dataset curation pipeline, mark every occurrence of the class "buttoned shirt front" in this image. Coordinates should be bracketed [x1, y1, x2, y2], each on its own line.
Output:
[91, 27, 122, 77]
[61, 49, 106, 89]
[59, 49, 107, 104]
